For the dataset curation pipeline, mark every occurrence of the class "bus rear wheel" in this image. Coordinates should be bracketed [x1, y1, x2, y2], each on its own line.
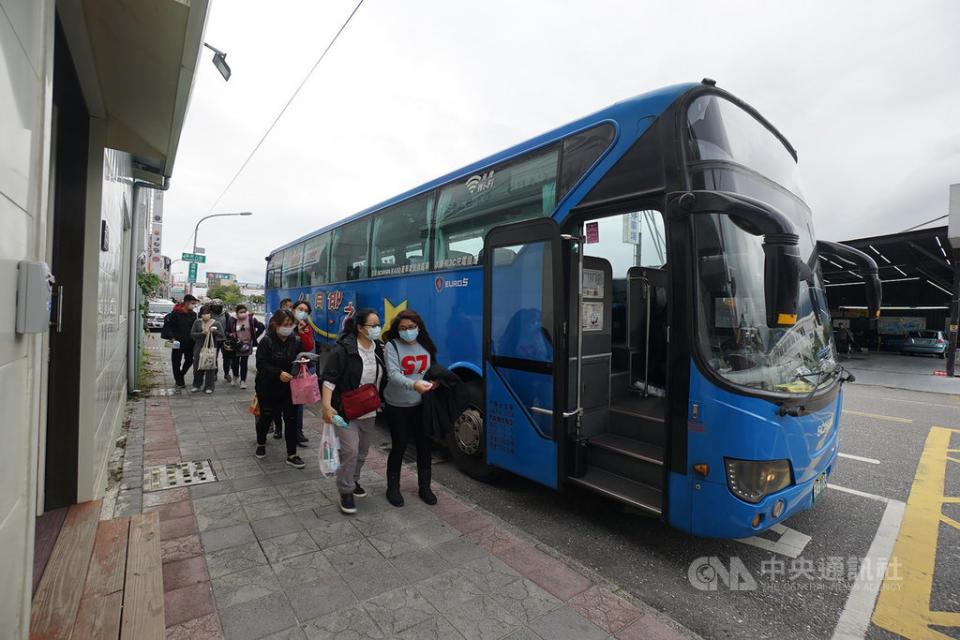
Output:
[446, 381, 500, 483]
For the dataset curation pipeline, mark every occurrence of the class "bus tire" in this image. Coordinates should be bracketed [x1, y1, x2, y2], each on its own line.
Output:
[446, 379, 500, 483]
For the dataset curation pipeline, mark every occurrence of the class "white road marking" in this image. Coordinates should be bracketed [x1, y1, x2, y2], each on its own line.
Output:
[830, 498, 906, 640]
[838, 452, 881, 465]
[735, 523, 812, 558]
[828, 484, 890, 503]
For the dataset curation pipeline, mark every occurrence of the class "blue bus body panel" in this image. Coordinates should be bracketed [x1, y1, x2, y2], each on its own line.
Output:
[267, 83, 699, 257]
[669, 362, 841, 538]
[266, 268, 484, 373]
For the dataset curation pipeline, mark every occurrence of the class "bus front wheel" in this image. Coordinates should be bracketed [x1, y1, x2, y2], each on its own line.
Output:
[446, 381, 500, 483]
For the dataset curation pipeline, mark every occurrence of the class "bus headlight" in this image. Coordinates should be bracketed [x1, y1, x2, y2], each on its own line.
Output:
[724, 458, 792, 503]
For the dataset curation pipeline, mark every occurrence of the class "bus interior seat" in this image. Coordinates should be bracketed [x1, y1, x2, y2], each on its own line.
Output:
[493, 247, 516, 265]
[445, 250, 473, 265]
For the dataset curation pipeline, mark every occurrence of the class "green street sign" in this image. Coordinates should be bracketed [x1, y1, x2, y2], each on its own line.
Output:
[182, 252, 206, 263]
[188, 262, 198, 283]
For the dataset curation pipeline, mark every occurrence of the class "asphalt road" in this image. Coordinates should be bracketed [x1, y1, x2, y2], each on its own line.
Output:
[370, 374, 960, 640]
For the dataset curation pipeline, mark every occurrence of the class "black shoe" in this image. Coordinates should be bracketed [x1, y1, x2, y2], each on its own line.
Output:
[175, 382, 186, 389]
[418, 486, 437, 505]
[224, 374, 232, 382]
[255, 445, 266, 458]
[286, 455, 305, 469]
[339, 493, 357, 514]
[273, 431, 284, 439]
[386, 485, 404, 507]
[297, 430, 309, 443]
[353, 483, 367, 498]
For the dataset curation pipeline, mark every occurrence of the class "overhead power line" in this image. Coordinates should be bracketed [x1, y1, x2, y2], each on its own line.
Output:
[206, 0, 366, 213]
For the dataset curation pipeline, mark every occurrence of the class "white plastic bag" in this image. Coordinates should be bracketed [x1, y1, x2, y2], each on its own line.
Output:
[319, 422, 340, 478]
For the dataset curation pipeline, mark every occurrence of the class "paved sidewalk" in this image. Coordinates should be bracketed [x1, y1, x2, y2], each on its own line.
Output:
[116, 337, 691, 639]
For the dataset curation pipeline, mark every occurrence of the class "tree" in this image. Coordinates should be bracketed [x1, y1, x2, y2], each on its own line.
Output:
[247, 294, 265, 307]
[206, 283, 244, 306]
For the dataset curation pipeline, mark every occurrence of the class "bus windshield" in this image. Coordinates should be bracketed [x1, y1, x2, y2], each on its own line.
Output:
[693, 213, 836, 394]
[687, 95, 836, 394]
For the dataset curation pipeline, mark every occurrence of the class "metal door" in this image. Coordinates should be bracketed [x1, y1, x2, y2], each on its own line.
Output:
[483, 218, 566, 489]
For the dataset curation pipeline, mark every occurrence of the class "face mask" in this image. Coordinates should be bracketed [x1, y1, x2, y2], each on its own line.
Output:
[237, 313, 248, 320]
[399, 328, 419, 343]
[277, 325, 295, 337]
[295, 310, 308, 321]
[201, 314, 211, 321]
[366, 326, 382, 341]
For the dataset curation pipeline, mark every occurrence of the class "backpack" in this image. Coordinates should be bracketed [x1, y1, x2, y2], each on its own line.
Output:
[160, 313, 173, 340]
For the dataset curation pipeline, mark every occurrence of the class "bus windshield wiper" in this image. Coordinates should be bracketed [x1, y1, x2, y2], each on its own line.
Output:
[778, 362, 841, 416]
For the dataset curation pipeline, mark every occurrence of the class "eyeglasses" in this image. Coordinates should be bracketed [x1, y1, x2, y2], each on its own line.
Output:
[364, 323, 382, 329]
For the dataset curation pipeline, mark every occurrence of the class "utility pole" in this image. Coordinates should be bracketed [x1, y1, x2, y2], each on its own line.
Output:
[947, 247, 960, 377]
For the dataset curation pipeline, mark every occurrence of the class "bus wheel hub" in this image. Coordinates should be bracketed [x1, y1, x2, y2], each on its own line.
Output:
[455, 407, 482, 456]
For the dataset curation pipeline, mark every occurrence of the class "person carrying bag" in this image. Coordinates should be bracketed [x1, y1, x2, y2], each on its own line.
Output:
[320, 307, 386, 515]
[190, 304, 224, 394]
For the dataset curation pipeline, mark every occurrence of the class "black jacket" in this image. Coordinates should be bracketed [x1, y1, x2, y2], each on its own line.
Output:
[161, 304, 197, 348]
[321, 334, 387, 413]
[255, 332, 303, 401]
[422, 364, 467, 439]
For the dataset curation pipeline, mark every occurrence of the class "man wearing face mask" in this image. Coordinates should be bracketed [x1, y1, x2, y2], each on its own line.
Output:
[162, 294, 199, 388]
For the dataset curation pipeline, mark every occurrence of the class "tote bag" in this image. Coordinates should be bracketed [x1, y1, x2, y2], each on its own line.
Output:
[197, 330, 217, 370]
[290, 366, 321, 405]
[319, 422, 340, 478]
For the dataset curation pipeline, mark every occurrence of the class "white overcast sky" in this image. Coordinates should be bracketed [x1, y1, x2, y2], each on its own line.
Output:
[163, 0, 960, 284]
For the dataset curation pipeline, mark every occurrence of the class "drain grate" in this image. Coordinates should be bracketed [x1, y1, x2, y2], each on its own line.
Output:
[143, 459, 218, 491]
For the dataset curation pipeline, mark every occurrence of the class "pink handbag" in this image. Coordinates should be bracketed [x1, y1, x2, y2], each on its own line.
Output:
[290, 367, 321, 405]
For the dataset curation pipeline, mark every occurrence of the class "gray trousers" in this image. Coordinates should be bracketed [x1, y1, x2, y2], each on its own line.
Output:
[336, 416, 376, 495]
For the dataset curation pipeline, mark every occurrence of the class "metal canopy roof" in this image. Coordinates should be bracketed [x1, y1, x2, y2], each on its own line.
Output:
[823, 226, 952, 311]
[58, 0, 210, 178]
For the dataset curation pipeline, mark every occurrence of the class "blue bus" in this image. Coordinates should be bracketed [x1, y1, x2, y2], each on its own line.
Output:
[265, 80, 882, 538]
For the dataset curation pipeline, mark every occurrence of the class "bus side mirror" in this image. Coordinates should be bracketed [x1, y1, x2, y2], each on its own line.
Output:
[866, 274, 881, 319]
[763, 234, 801, 328]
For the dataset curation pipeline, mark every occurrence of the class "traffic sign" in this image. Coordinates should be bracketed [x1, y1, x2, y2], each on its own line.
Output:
[182, 252, 206, 263]
[188, 262, 198, 282]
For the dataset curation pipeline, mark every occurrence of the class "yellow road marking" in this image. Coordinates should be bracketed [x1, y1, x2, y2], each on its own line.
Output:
[842, 409, 913, 424]
[873, 426, 960, 639]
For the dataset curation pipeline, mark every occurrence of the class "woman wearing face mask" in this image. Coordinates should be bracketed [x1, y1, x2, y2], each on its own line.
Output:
[291, 300, 316, 445]
[254, 309, 306, 468]
[321, 308, 386, 514]
[231, 304, 265, 389]
[190, 303, 225, 394]
[382, 310, 438, 507]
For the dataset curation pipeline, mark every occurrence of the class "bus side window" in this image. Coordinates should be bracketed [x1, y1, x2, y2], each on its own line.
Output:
[371, 195, 433, 277]
[330, 219, 370, 282]
[302, 233, 330, 286]
[434, 147, 559, 270]
[282, 244, 304, 288]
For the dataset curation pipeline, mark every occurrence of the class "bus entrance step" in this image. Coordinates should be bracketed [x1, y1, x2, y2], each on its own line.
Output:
[589, 433, 664, 465]
[568, 468, 662, 516]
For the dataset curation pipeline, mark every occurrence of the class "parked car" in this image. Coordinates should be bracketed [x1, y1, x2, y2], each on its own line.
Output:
[900, 330, 947, 358]
[146, 298, 175, 332]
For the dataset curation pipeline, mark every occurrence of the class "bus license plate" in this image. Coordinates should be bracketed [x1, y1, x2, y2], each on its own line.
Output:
[813, 472, 828, 502]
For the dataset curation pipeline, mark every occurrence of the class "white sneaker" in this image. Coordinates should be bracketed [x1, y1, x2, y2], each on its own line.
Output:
[205, 389, 213, 394]
[190, 387, 200, 393]
[240, 381, 247, 389]
[230, 378, 237, 386]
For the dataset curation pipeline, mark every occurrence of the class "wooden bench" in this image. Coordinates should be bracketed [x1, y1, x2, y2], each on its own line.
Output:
[30, 501, 165, 640]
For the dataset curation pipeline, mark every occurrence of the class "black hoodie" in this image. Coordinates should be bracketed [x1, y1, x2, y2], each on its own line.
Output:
[161, 303, 198, 348]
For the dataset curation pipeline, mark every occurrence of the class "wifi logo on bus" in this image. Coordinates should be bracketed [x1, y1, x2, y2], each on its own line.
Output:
[466, 170, 495, 194]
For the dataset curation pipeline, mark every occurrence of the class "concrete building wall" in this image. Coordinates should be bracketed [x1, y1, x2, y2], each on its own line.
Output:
[0, 0, 55, 635]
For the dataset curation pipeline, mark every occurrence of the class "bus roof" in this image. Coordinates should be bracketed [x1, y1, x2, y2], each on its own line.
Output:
[267, 82, 699, 257]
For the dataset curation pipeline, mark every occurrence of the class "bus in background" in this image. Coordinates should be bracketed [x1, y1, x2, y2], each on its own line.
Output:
[265, 80, 881, 538]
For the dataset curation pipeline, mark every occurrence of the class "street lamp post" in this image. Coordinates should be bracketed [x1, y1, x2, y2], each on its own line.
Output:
[189, 211, 253, 294]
